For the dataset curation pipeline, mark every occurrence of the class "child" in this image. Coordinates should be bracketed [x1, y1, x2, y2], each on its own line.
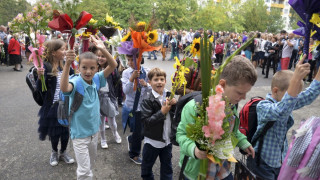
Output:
[121, 54, 150, 165]
[247, 56, 320, 180]
[177, 56, 257, 180]
[140, 68, 177, 180]
[37, 39, 74, 166]
[60, 35, 117, 179]
[95, 47, 122, 148]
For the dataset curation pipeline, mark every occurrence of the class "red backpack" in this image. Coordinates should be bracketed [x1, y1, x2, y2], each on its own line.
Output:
[239, 97, 275, 161]
[215, 44, 224, 54]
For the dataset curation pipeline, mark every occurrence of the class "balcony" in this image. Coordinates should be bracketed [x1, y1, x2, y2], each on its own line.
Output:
[271, 3, 285, 8]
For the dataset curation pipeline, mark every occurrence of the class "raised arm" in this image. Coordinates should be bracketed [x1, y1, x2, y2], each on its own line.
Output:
[60, 50, 76, 93]
[90, 35, 117, 78]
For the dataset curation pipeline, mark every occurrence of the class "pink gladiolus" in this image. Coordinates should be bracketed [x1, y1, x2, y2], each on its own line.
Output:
[202, 85, 226, 145]
[28, 45, 44, 69]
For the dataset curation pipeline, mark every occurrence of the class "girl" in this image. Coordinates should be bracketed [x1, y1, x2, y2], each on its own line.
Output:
[37, 39, 74, 166]
[92, 46, 122, 148]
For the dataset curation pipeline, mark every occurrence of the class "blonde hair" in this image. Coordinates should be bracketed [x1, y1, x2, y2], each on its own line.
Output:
[271, 70, 294, 91]
[43, 39, 65, 76]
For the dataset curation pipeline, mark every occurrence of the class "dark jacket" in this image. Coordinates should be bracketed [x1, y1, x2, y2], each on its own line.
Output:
[141, 91, 176, 142]
[163, 34, 169, 47]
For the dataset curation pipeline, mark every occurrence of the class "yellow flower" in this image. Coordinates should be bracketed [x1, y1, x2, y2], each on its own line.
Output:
[106, 13, 113, 23]
[209, 36, 214, 43]
[310, 13, 320, 28]
[76, 56, 79, 62]
[122, 32, 131, 42]
[88, 18, 98, 25]
[147, 30, 158, 44]
[82, 32, 92, 38]
[137, 21, 146, 27]
[171, 57, 190, 95]
[190, 38, 201, 57]
[115, 26, 122, 31]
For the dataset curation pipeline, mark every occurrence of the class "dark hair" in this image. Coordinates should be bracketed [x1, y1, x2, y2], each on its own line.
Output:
[79, 52, 98, 65]
[257, 33, 261, 38]
[148, 68, 166, 80]
[280, 30, 287, 34]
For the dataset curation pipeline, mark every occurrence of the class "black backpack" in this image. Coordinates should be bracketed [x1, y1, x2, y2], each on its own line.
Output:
[170, 91, 202, 146]
[26, 62, 52, 106]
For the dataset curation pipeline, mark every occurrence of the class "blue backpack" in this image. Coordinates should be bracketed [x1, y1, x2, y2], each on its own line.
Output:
[57, 74, 100, 127]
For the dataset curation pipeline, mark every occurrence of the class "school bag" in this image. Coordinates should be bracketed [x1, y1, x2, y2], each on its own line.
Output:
[278, 116, 320, 180]
[26, 61, 52, 106]
[99, 82, 118, 118]
[239, 96, 275, 165]
[57, 74, 100, 127]
[215, 44, 224, 54]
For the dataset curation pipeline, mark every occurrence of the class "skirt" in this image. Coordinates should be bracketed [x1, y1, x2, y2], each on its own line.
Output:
[9, 54, 22, 65]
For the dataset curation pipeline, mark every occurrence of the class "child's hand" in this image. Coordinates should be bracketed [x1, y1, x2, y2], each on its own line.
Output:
[129, 70, 140, 82]
[139, 79, 147, 87]
[243, 146, 255, 158]
[194, 147, 207, 159]
[293, 55, 310, 81]
[169, 98, 177, 105]
[37, 67, 44, 76]
[90, 35, 105, 50]
[161, 98, 171, 115]
[65, 50, 76, 64]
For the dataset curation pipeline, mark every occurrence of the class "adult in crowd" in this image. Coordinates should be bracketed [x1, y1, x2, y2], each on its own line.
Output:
[0, 26, 8, 66]
[8, 33, 22, 71]
[161, 30, 168, 61]
[280, 32, 296, 70]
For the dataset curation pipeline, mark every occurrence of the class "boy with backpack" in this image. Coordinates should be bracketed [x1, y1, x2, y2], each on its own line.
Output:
[60, 35, 117, 179]
[247, 56, 320, 180]
[140, 68, 177, 180]
[176, 56, 257, 180]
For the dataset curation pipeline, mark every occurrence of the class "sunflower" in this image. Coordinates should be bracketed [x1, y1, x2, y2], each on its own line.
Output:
[209, 36, 214, 43]
[190, 38, 201, 57]
[121, 32, 131, 42]
[147, 30, 158, 44]
[137, 21, 146, 32]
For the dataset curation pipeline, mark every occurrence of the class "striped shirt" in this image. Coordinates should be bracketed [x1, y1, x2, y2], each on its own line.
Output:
[53, 71, 62, 103]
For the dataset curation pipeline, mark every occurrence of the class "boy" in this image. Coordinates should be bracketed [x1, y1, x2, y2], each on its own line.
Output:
[140, 68, 177, 180]
[177, 56, 257, 180]
[121, 54, 150, 164]
[60, 35, 117, 180]
[247, 56, 320, 180]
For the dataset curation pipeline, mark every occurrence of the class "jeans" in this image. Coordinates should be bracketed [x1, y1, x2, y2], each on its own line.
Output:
[247, 156, 280, 180]
[72, 132, 99, 180]
[148, 51, 157, 59]
[141, 143, 173, 180]
[128, 111, 142, 158]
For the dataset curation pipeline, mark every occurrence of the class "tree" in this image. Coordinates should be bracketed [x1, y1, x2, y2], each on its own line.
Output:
[266, 8, 285, 33]
[290, 9, 303, 30]
[0, 0, 31, 26]
[155, 0, 189, 30]
[77, 0, 109, 20]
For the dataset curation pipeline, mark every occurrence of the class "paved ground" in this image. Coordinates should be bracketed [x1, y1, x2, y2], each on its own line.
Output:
[1, 51, 320, 180]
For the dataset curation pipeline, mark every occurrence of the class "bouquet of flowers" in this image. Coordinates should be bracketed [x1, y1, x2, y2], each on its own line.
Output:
[9, 2, 53, 92]
[185, 32, 255, 179]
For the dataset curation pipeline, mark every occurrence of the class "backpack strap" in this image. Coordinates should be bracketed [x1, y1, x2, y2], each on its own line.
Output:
[92, 73, 100, 90]
[252, 98, 275, 166]
[179, 155, 189, 180]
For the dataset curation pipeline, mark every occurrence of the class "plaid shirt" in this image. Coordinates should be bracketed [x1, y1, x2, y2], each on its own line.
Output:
[254, 80, 320, 168]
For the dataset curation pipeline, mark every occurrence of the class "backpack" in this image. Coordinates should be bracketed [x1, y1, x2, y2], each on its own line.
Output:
[215, 44, 223, 54]
[57, 74, 100, 127]
[26, 62, 52, 106]
[239, 96, 275, 165]
[170, 91, 202, 146]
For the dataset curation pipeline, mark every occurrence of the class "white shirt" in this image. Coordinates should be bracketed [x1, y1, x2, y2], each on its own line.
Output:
[53, 71, 62, 103]
[144, 89, 171, 148]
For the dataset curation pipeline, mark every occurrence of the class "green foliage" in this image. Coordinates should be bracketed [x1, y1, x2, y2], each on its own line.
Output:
[77, 0, 109, 20]
[290, 9, 303, 30]
[155, 0, 189, 30]
[56, 0, 81, 21]
[0, 0, 31, 26]
[267, 8, 285, 33]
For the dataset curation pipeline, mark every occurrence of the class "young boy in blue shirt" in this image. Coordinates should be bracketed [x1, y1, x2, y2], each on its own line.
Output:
[60, 35, 117, 180]
[121, 54, 150, 164]
[140, 68, 177, 180]
[247, 56, 320, 180]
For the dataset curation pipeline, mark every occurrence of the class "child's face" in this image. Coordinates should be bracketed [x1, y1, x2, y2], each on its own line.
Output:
[127, 56, 135, 69]
[222, 81, 252, 105]
[53, 44, 66, 61]
[149, 75, 166, 95]
[96, 50, 107, 66]
[78, 58, 98, 84]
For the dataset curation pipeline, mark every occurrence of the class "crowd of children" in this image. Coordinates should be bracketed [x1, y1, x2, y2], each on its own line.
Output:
[0, 23, 314, 180]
